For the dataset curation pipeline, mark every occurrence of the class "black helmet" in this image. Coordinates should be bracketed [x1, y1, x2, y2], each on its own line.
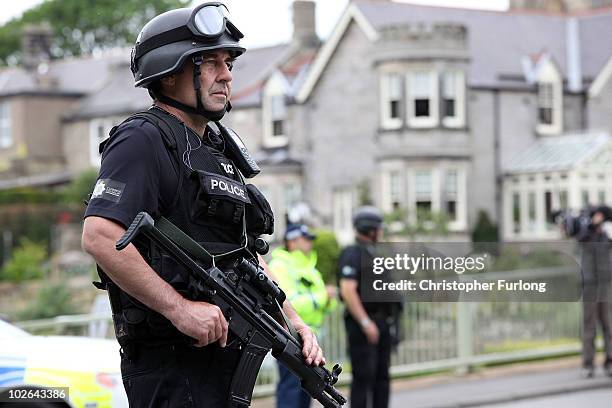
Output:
[130, 2, 246, 120]
[353, 206, 384, 234]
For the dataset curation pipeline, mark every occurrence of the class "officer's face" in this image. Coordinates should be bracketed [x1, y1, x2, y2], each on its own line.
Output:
[288, 236, 313, 254]
[197, 50, 234, 112]
[170, 50, 234, 113]
[372, 226, 383, 242]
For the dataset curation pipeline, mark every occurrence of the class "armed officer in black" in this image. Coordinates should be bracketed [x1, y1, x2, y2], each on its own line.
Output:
[82, 4, 324, 407]
[338, 207, 396, 408]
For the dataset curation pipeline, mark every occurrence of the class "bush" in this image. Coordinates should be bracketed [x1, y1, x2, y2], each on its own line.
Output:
[0, 188, 60, 204]
[17, 280, 76, 320]
[0, 238, 48, 282]
[384, 207, 449, 237]
[312, 229, 340, 284]
[488, 246, 567, 272]
[0, 171, 95, 266]
[472, 210, 499, 243]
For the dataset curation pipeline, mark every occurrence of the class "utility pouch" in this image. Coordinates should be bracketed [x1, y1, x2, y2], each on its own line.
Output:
[190, 170, 250, 228]
[245, 184, 274, 236]
[105, 281, 131, 347]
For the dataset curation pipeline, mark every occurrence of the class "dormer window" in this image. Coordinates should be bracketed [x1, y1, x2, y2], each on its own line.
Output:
[380, 73, 402, 129]
[537, 82, 554, 125]
[263, 72, 289, 148]
[535, 59, 563, 135]
[407, 71, 438, 128]
[270, 95, 286, 137]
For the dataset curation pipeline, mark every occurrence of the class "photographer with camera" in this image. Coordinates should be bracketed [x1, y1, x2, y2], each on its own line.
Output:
[557, 205, 612, 377]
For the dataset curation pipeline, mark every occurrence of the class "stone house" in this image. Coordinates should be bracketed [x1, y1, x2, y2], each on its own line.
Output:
[284, 0, 612, 242]
[0, 25, 124, 189]
[2, 0, 612, 243]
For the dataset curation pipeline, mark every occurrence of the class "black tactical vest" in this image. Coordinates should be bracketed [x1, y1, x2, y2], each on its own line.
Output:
[97, 107, 264, 345]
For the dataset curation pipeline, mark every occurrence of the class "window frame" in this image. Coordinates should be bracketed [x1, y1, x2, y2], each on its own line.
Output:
[0, 100, 13, 149]
[444, 167, 467, 231]
[262, 73, 289, 148]
[441, 70, 466, 128]
[89, 117, 123, 167]
[444, 169, 459, 223]
[406, 70, 439, 128]
[414, 169, 433, 217]
[379, 73, 403, 130]
[535, 61, 563, 135]
[382, 168, 404, 212]
[333, 187, 356, 244]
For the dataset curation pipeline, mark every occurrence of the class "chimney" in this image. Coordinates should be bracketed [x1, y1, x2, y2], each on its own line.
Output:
[22, 23, 53, 70]
[292, 1, 320, 48]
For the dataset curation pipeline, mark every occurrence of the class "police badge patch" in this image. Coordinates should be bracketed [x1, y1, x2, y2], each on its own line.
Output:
[342, 265, 356, 278]
[91, 179, 125, 203]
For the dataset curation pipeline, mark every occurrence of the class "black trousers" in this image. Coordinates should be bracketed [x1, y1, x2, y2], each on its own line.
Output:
[345, 315, 392, 408]
[582, 284, 612, 368]
[121, 342, 242, 408]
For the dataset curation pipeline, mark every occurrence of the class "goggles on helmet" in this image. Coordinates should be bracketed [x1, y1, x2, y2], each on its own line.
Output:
[133, 2, 244, 62]
[189, 2, 242, 39]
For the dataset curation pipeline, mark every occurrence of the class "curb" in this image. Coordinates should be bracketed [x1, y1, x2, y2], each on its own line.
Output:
[417, 375, 612, 408]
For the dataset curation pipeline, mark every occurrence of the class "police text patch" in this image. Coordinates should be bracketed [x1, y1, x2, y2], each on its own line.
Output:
[91, 179, 125, 203]
[199, 171, 250, 204]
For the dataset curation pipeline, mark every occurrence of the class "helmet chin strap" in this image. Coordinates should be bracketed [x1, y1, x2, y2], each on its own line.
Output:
[156, 55, 228, 122]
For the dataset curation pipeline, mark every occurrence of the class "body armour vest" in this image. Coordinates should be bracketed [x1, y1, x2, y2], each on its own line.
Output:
[97, 107, 265, 345]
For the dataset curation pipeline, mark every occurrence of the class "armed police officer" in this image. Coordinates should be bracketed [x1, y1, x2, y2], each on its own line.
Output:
[81, 4, 324, 407]
[338, 206, 399, 408]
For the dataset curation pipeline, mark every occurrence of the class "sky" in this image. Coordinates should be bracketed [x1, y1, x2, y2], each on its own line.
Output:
[1, 0, 509, 48]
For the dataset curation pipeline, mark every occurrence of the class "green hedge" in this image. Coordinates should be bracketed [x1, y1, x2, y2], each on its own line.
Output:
[0, 188, 61, 205]
[0, 170, 98, 268]
[0, 238, 48, 282]
[312, 229, 341, 284]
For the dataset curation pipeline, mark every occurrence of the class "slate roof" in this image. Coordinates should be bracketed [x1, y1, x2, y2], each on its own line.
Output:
[351, 1, 612, 88]
[0, 51, 125, 96]
[504, 132, 611, 174]
[232, 44, 316, 108]
[64, 43, 304, 118]
[4, 1, 612, 116]
[64, 62, 149, 120]
[231, 44, 290, 104]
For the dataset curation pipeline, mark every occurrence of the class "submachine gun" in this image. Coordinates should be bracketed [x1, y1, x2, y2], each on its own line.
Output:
[116, 212, 346, 408]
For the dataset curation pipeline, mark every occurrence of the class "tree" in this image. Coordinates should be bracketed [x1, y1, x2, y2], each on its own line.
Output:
[0, 0, 189, 66]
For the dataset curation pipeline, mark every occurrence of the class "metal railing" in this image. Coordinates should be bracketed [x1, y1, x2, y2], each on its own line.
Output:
[15, 267, 586, 396]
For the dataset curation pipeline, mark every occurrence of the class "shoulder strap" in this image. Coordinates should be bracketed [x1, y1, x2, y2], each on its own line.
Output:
[128, 109, 178, 152]
[105, 109, 186, 214]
